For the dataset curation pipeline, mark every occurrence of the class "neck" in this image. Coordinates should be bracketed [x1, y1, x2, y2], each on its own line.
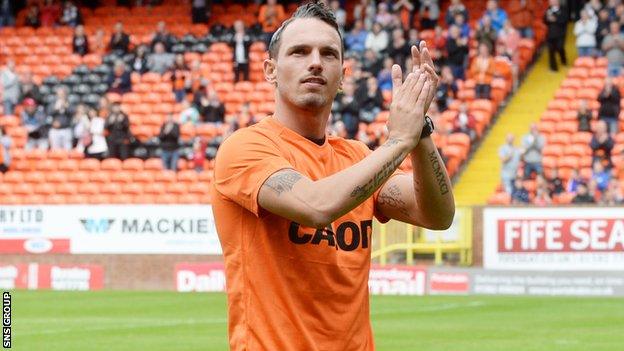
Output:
[273, 94, 330, 140]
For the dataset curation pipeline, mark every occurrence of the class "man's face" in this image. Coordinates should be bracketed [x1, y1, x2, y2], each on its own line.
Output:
[269, 18, 343, 111]
[487, 0, 497, 11]
[610, 22, 620, 35]
[115, 23, 123, 33]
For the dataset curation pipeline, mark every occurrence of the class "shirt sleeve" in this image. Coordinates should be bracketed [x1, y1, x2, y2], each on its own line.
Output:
[213, 129, 293, 216]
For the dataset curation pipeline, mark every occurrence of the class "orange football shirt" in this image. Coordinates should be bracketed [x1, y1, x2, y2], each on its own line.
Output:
[212, 116, 398, 351]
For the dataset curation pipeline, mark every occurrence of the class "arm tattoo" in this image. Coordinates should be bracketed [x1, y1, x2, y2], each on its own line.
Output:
[350, 152, 405, 201]
[381, 137, 401, 148]
[378, 184, 410, 217]
[429, 151, 449, 195]
[265, 170, 302, 196]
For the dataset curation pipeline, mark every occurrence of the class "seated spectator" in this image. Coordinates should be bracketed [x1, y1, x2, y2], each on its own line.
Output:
[48, 88, 73, 151]
[597, 77, 620, 134]
[476, 15, 498, 52]
[83, 107, 107, 159]
[188, 60, 207, 96]
[521, 123, 545, 178]
[497, 21, 521, 64]
[453, 102, 477, 141]
[25, 5, 41, 28]
[109, 21, 130, 56]
[375, 2, 394, 28]
[21, 98, 48, 150]
[191, 0, 207, 24]
[59, 0, 80, 27]
[376, 57, 394, 93]
[592, 160, 611, 192]
[191, 137, 206, 172]
[470, 43, 495, 99]
[566, 169, 585, 193]
[387, 28, 410, 69]
[151, 21, 174, 52]
[258, 0, 286, 37]
[91, 28, 107, 55]
[19, 71, 41, 105]
[230, 20, 252, 83]
[195, 89, 225, 124]
[547, 168, 565, 196]
[419, 0, 440, 30]
[72, 24, 89, 56]
[435, 66, 458, 112]
[345, 20, 368, 55]
[572, 183, 595, 203]
[508, 0, 535, 38]
[169, 54, 190, 103]
[105, 102, 131, 160]
[601, 21, 624, 77]
[130, 45, 149, 74]
[533, 186, 552, 206]
[577, 99, 592, 132]
[158, 114, 180, 171]
[179, 100, 200, 125]
[1, 60, 20, 115]
[332, 77, 359, 139]
[453, 13, 470, 39]
[446, 25, 469, 80]
[365, 22, 389, 55]
[484, 0, 508, 33]
[72, 104, 90, 148]
[361, 49, 383, 78]
[40, 0, 60, 27]
[148, 42, 174, 74]
[499, 133, 521, 194]
[107, 60, 132, 94]
[511, 177, 530, 204]
[356, 76, 383, 124]
[601, 181, 624, 204]
[0, 127, 11, 173]
[446, 0, 469, 26]
[574, 10, 598, 57]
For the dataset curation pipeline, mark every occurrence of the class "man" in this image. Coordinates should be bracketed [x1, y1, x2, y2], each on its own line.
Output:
[151, 21, 174, 52]
[212, 2, 454, 350]
[108, 21, 130, 55]
[499, 133, 521, 194]
[601, 21, 624, 77]
[484, 0, 508, 33]
[521, 123, 545, 179]
[544, 0, 567, 71]
[1, 60, 20, 115]
[229, 20, 252, 82]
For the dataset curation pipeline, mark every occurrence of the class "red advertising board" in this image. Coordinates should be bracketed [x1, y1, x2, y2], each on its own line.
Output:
[0, 238, 71, 254]
[429, 272, 470, 294]
[0, 263, 103, 290]
[0, 264, 29, 289]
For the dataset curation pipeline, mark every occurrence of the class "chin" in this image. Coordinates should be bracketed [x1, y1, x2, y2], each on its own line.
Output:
[295, 94, 327, 110]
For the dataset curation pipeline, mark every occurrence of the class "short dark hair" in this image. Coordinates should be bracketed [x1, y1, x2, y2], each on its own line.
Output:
[268, 1, 344, 61]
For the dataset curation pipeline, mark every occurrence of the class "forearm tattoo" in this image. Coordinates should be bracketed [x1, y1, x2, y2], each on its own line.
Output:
[429, 151, 449, 195]
[378, 184, 410, 217]
[350, 153, 405, 201]
[265, 170, 302, 196]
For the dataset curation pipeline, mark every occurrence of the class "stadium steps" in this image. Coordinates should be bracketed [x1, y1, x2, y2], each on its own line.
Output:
[453, 24, 577, 206]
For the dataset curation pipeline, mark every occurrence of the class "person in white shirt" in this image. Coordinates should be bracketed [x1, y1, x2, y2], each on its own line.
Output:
[365, 22, 389, 54]
[574, 10, 598, 57]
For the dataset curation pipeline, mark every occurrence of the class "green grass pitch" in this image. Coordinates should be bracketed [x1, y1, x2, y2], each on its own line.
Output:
[7, 290, 624, 350]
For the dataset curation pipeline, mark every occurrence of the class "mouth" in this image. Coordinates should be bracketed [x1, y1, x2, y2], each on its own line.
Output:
[301, 76, 327, 87]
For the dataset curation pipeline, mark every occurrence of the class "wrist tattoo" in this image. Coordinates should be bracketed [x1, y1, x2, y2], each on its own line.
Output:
[429, 151, 449, 195]
[351, 152, 405, 201]
[265, 170, 302, 195]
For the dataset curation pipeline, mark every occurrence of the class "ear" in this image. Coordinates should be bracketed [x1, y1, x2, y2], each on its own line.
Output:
[339, 65, 347, 91]
[263, 58, 277, 85]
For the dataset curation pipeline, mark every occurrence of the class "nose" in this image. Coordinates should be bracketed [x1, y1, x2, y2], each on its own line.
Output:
[308, 49, 323, 74]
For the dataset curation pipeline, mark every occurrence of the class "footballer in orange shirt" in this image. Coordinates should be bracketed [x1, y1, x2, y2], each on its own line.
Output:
[212, 2, 455, 350]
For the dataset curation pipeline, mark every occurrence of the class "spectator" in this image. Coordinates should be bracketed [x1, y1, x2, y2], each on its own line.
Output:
[533, 185, 552, 206]
[475, 15, 498, 52]
[19, 71, 42, 105]
[592, 160, 611, 192]
[40, 0, 61, 27]
[107, 60, 132, 94]
[258, 0, 286, 37]
[1, 60, 20, 115]
[191, 0, 207, 24]
[230, 20, 252, 83]
[169, 54, 190, 103]
[187, 60, 206, 96]
[60, 0, 80, 27]
[387, 28, 410, 69]
[508, 0, 535, 38]
[577, 99, 593, 132]
[21, 98, 48, 150]
[105, 102, 131, 160]
[544, 0, 567, 71]
[24, 5, 41, 28]
[584, 0, 603, 19]
[547, 168, 565, 196]
[407, 28, 420, 48]
[345, 20, 368, 55]
[590, 120, 614, 169]
[497, 21, 521, 64]
[235, 102, 258, 128]
[572, 183, 595, 203]
[191, 137, 206, 172]
[361, 49, 382, 78]
[353, 0, 376, 31]
[567, 169, 585, 193]
[452, 102, 477, 141]
[158, 113, 180, 171]
[484, 0, 508, 33]
[151, 21, 174, 52]
[375, 2, 394, 28]
[430, 25, 447, 67]
[84, 107, 107, 159]
[601, 181, 624, 204]
[0, 127, 11, 173]
[332, 77, 359, 139]
[596, 9, 610, 51]
[597, 76, 620, 134]
[574, 10, 598, 57]
[48, 87, 73, 150]
[511, 178, 530, 204]
[197, 89, 225, 124]
[436, 66, 457, 112]
[0, 0, 14, 27]
[376, 57, 394, 93]
[521, 123, 545, 178]
[72, 104, 90, 148]
[453, 13, 470, 39]
[148, 42, 175, 74]
[179, 100, 200, 125]
[356, 76, 383, 124]
[130, 45, 149, 74]
[72, 24, 89, 56]
[393, 0, 415, 31]
[329, 1, 346, 32]
[470, 43, 495, 99]
[446, 25, 469, 80]
[91, 28, 107, 55]
[98, 96, 110, 119]
[365, 22, 389, 55]
[446, 0, 468, 26]
[109, 21, 130, 56]
[419, 0, 440, 30]
[499, 133, 521, 194]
